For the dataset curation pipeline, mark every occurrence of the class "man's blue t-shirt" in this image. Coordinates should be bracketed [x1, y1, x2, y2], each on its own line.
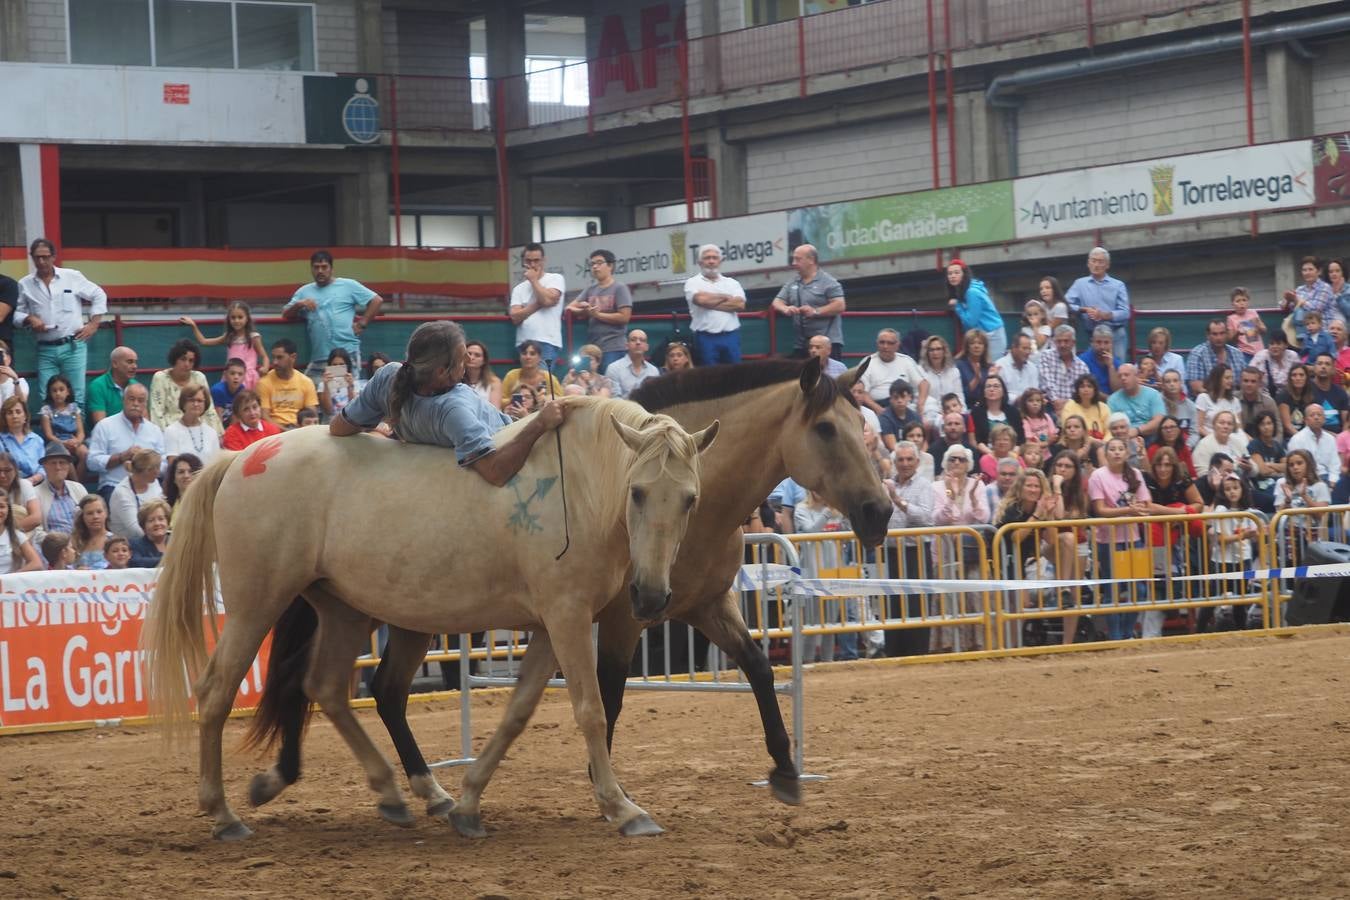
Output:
[284, 277, 377, 363]
[340, 362, 511, 466]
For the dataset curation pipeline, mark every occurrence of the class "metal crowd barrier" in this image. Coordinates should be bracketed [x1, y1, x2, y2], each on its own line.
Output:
[1268, 504, 1350, 623]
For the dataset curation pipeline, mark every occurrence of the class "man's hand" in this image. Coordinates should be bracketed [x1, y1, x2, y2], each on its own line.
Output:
[26, 315, 48, 332]
[801, 306, 817, 318]
[296, 299, 318, 312]
[524, 265, 542, 283]
[352, 316, 368, 335]
[536, 399, 566, 431]
[75, 321, 99, 342]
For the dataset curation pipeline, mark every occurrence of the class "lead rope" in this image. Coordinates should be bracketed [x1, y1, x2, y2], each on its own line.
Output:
[547, 362, 571, 560]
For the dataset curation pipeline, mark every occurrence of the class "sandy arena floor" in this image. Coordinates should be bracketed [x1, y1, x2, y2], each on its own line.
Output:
[2, 627, 1349, 899]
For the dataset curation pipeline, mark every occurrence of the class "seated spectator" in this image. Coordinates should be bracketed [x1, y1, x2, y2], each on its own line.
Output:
[364, 350, 391, 381]
[1047, 415, 1100, 480]
[257, 338, 319, 429]
[987, 455, 1022, 509]
[1142, 327, 1186, 393]
[1299, 310, 1335, 364]
[1247, 412, 1286, 513]
[1309, 353, 1350, 433]
[900, 421, 935, 476]
[211, 359, 247, 427]
[72, 494, 113, 569]
[0, 340, 28, 406]
[104, 535, 132, 570]
[163, 384, 221, 467]
[920, 336, 965, 424]
[85, 346, 142, 430]
[1193, 410, 1250, 476]
[992, 332, 1040, 403]
[955, 329, 992, 408]
[0, 490, 42, 574]
[129, 498, 171, 568]
[1147, 416, 1196, 478]
[150, 339, 223, 434]
[562, 344, 613, 397]
[504, 383, 542, 422]
[661, 341, 695, 373]
[1276, 363, 1314, 437]
[1274, 448, 1330, 511]
[858, 328, 928, 415]
[502, 339, 566, 409]
[1251, 328, 1300, 393]
[35, 442, 86, 537]
[1197, 453, 1236, 507]
[877, 380, 921, 451]
[0, 396, 45, 485]
[0, 452, 40, 533]
[88, 382, 166, 502]
[1038, 325, 1090, 413]
[1186, 318, 1247, 398]
[1236, 366, 1281, 440]
[1017, 387, 1058, 446]
[930, 411, 984, 478]
[298, 409, 321, 427]
[1329, 319, 1350, 379]
[970, 375, 1024, 454]
[1195, 363, 1242, 439]
[861, 422, 891, 480]
[38, 375, 87, 479]
[1062, 374, 1110, 440]
[40, 531, 75, 570]
[979, 423, 1023, 483]
[1287, 403, 1338, 482]
[222, 389, 282, 450]
[462, 340, 502, 409]
[1144, 446, 1203, 523]
[164, 452, 203, 525]
[804, 334, 846, 379]
[317, 347, 359, 422]
[1160, 370, 1198, 446]
[1104, 412, 1146, 471]
[1107, 363, 1164, 440]
[849, 381, 881, 436]
[1078, 325, 1122, 395]
[108, 449, 165, 541]
[1137, 356, 1160, 390]
[1020, 439, 1047, 473]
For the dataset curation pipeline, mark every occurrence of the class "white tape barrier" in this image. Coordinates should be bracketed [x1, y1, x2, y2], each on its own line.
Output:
[735, 561, 1350, 598]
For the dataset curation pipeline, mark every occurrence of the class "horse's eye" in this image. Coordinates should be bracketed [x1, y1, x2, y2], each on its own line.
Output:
[814, 421, 837, 440]
[631, 487, 646, 506]
[684, 494, 697, 511]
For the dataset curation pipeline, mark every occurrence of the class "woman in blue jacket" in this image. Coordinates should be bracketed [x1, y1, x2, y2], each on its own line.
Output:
[946, 258, 1008, 361]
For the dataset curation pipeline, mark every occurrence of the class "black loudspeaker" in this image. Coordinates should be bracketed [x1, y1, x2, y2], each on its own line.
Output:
[1286, 542, 1350, 626]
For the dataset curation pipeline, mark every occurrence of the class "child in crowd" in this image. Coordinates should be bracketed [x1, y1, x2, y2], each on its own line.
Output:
[297, 409, 321, 427]
[1301, 310, 1335, 364]
[72, 495, 112, 570]
[180, 300, 269, 390]
[103, 536, 132, 570]
[878, 380, 921, 451]
[222, 389, 283, 450]
[318, 347, 357, 421]
[40, 531, 76, 571]
[38, 375, 88, 478]
[1226, 287, 1265, 360]
[0, 340, 28, 405]
[1020, 439, 1046, 473]
[1204, 473, 1259, 632]
[1017, 387, 1058, 446]
[1137, 356, 1160, 389]
[1021, 299, 1052, 354]
[211, 359, 248, 427]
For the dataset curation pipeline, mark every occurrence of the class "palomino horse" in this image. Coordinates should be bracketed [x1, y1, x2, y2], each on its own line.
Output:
[250, 358, 890, 835]
[143, 397, 717, 840]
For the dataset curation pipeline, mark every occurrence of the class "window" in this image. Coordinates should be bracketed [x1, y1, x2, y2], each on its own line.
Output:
[68, 0, 316, 71]
[469, 56, 589, 107]
[390, 213, 495, 248]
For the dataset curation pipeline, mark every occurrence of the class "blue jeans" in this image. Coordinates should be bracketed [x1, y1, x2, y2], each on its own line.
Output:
[694, 330, 742, 366]
[37, 338, 89, 407]
[1096, 540, 1147, 641]
[980, 327, 1008, 363]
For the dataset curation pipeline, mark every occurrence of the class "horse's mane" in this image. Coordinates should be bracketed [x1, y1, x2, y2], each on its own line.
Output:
[630, 358, 845, 420]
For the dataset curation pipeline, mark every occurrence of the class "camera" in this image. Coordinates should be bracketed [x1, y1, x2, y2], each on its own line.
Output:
[570, 355, 589, 373]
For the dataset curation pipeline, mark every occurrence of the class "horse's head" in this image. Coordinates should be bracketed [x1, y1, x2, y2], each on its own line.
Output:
[780, 357, 891, 546]
[610, 413, 719, 622]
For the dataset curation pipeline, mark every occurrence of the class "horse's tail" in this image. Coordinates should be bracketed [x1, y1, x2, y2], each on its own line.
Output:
[142, 452, 236, 742]
[240, 597, 318, 752]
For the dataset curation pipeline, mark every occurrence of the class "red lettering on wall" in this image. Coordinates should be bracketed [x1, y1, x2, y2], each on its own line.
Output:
[163, 83, 190, 105]
[593, 14, 639, 98]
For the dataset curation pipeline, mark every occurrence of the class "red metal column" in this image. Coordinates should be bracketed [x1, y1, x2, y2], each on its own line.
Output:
[926, 0, 939, 190]
[1243, 0, 1257, 237]
[943, 0, 956, 186]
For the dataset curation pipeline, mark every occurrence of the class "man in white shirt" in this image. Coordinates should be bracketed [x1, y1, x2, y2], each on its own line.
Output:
[14, 238, 107, 406]
[856, 328, 926, 415]
[683, 244, 745, 365]
[604, 330, 660, 399]
[1288, 403, 1339, 483]
[990, 332, 1041, 404]
[87, 383, 166, 501]
[509, 242, 565, 367]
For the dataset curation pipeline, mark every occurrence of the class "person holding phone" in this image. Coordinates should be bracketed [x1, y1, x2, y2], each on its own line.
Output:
[500, 340, 563, 419]
[0, 341, 28, 406]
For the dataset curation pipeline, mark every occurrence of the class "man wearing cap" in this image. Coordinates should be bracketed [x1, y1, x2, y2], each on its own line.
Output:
[35, 441, 87, 536]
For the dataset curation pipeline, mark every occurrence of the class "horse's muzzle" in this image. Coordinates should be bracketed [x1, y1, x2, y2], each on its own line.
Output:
[630, 584, 672, 623]
[851, 498, 892, 547]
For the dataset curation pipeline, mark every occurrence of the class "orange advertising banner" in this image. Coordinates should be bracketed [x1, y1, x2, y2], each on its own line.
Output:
[0, 569, 268, 733]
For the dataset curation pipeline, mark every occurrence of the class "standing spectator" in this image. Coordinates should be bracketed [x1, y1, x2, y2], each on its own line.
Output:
[603, 330, 660, 400]
[1062, 374, 1111, 440]
[919, 336, 965, 425]
[149, 339, 223, 434]
[256, 339, 319, 429]
[221, 390, 282, 450]
[1017, 387, 1058, 446]
[793, 491, 856, 663]
[806, 334, 846, 378]
[946, 259, 1008, 360]
[1308, 353, 1349, 433]
[179, 301, 269, 390]
[0, 453, 40, 533]
[1195, 364, 1241, 439]
[1226, 287, 1266, 360]
[930, 444, 990, 652]
[566, 250, 634, 370]
[1048, 449, 1091, 638]
[88, 383, 165, 501]
[129, 498, 171, 568]
[35, 442, 86, 537]
[509, 243, 565, 367]
[211, 359, 248, 428]
[1274, 450, 1329, 523]
[683, 244, 745, 365]
[1186, 319, 1248, 399]
[1142, 327, 1187, 392]
[0, 271, 16, 349]
[164, 453, 203, 525]
[561, 344, 613, 397]
[994, 468, 1066, 639]
[1038, 325, 1091, 413]
[163, 384, 221, 467]
[108, 449, 164, 540]
[0, 396, 44, 484]
[1079, 325, 1122, 395]
[0, 341, 28, 406]
[1287, 404, 1338, 483]
[1088, 437, 1152, 641]
[1039, 276, 1070, 329]
[882, 440, 934, 658]
[38, 375, 87, 478]
[970, 375, 1023, 453]
[1248, 412, 1286, 513]
[1107, 363, 1164, 440]
[1329, 258, 1350, 322]
[283, 250, 383, 379]
[71, 494, 113, 569]
[954, 329, 993, 408]
[1236, 366, 1281, 439]
[771, 244, 846, 359]
[0, 492, 42, 574]
[1283, 256, 1337, 345]
[501, 340, 565, 413]
[462, 340, 503, 409]
[857, 328, 927, 415]
[1250, 328, 1300, 392]
[1066, 246, 1131, 359]
[1330, 319, 1350, 379]
[316, 347, 358, 422]
[1141, 446, 1205, 638]
[1193, 410, 1250, 476]
[991, 332, 1039, 404]
[13, 238, 107, 406]
[86, 346, 142, 429]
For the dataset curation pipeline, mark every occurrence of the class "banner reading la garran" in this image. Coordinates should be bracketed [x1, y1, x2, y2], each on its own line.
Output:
[0, 569, 267, 731]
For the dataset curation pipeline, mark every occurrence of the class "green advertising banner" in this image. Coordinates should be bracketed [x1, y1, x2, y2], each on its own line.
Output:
[788, 181, 1015, 262]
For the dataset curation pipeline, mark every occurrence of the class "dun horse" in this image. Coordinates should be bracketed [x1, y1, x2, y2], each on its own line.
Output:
[143, 397, 716, 840]
[250, 358, 890, 835]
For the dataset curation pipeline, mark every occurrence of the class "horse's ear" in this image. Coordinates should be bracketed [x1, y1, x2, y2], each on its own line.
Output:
[691, 419, 719, 454]
[799, 356, 822, 394]
[610, 414, 646, 452]
[838, 356, 870, 390]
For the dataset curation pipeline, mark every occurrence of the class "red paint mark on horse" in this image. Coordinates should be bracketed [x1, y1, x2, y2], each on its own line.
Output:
[242, 437, 283, 478]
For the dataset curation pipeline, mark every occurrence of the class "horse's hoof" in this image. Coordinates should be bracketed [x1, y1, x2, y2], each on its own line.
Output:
[247, 771, 285, 808]
[768, 769, 803, 806]
[451, 812, 487, 839]
[426, 798, 455, 820]
[212, 821, 253, 842]
[618, 814, 664, 837]
[378, 802, 416, 828]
